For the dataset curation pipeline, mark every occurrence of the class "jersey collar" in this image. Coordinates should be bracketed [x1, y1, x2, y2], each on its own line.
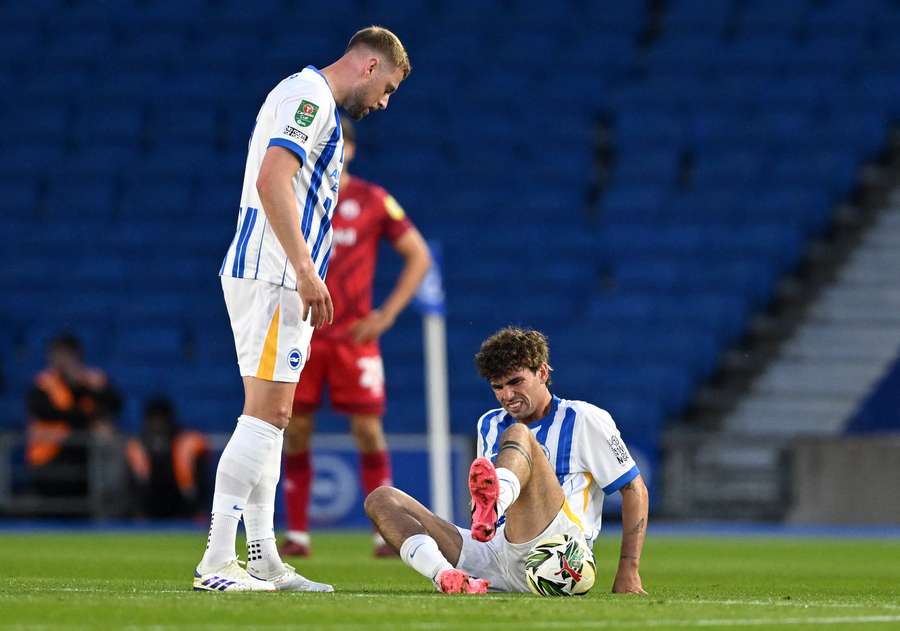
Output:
[526, 394, 560, 431]
[305, 65, 333, 91]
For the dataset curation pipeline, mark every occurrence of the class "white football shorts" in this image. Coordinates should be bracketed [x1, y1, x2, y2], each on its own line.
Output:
[454, 502, 590, 592]
[221, 276, 313, 383]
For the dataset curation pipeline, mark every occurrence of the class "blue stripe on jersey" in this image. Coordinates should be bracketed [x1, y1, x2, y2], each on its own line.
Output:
[554, 406, 577, 484]
[478, 410, 504, 457]
[309, 204, 331, 263]
[219, 209, 242, 275]
[602, 465, 640, 495]
[534, 417, 553, 445]
[300, 124, 340, 240]
[317, 244, 331, 279]
[236, 208, 258, 277]
[253, 217, 269, 280]
[230, 207, 253, 277]
[268, 138, 307, 165]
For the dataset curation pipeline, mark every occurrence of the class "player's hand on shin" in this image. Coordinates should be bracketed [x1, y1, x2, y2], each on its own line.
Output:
[349, 309, 394, 343]
[297, 265, 333, 328]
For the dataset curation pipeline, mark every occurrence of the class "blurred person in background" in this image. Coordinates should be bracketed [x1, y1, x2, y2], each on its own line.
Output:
[126, 397, 210, 519]
[26, 333, 122, 502]
[280, 117, 431, 558]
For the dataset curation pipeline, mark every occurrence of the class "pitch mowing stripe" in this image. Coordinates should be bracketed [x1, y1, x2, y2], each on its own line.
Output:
[5, 589, 899, 611]
[5, 615, 900, 631]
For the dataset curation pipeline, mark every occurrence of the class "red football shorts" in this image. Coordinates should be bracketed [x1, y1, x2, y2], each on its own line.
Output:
[292, 336, 386, 416]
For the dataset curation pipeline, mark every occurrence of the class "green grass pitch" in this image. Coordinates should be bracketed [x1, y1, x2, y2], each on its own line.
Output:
[1, 531, 898, 630]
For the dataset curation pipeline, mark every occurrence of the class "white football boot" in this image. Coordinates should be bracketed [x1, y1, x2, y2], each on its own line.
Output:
[193, 559, 276, 592]
[261, 563, 334, 592]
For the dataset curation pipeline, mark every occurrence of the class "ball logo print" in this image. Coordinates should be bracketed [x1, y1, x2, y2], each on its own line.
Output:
[524, 533, 595, 597]
[287, 348, 303, 371]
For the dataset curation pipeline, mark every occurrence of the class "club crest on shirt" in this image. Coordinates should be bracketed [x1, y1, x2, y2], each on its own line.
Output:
[295, 100, 319, 127]
[608, 435, 630, 465]
[339, 199, 361, 220]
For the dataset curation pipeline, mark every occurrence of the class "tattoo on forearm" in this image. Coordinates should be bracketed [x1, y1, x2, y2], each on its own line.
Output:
[629, 518, 645, 536]
[498, 440, 533, 471]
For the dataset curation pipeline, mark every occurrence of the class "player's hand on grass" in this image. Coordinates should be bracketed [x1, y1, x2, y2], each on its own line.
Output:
[349, 309, 394, 343]
[612, 568, 647, 595]
[297, 266, 334, 328]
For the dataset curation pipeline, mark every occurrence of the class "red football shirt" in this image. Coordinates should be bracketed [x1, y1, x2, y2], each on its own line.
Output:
[320, 174, 413, 339]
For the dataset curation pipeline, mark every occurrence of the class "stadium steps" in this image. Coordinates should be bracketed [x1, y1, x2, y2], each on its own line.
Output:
[726, 201, 900, 435]
[664, 193, 900, 519]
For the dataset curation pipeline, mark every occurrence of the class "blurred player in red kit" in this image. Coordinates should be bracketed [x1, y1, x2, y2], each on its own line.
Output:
[280, 118, 431, 557]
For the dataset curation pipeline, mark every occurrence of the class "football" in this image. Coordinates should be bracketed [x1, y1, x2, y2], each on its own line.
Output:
[524, 533, 596, 596]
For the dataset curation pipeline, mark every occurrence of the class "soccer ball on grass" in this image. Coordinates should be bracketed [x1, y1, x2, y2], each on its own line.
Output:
[524, 533, 595, 596]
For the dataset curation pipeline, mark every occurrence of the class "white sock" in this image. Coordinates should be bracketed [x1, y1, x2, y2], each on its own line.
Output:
[286, 531, 310, 546]
[199, 415, 282, 573]
[495, 467, 521, 518]
[245, 422, 285, 580]
[399, 534, 453, 582]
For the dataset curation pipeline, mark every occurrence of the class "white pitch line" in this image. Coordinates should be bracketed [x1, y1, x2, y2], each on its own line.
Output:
[15, 614, 900, 631]
[397, 615, 900, 629]
[6, 589, 900, 612]
[664, 598, 900, 611]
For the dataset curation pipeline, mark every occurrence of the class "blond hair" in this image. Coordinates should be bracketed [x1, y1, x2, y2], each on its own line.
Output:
[347, 26, 411, 79]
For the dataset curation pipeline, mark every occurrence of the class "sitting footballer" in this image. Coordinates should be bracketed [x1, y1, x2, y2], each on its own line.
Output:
[365, 326, 649, 594]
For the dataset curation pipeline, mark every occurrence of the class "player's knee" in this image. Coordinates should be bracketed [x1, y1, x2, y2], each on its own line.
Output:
[500, 422, 534, 446]
[364, 485, 398, 520]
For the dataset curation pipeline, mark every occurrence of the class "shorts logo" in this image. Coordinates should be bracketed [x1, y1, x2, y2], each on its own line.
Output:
[287, 348, 303, 371]
[295, 100, 319, 127]
[282, 125, 309, 143]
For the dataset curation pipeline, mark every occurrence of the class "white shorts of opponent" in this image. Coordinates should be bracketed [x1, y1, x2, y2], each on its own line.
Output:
[221, 276, 313, 383]
[454, 507, 590, 593]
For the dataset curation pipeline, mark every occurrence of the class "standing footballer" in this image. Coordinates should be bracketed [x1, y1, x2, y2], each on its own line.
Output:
[194, 27, 410, 593]
[279, 118, 431, 558]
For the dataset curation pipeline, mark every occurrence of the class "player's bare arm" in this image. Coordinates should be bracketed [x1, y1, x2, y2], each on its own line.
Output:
[613, 474, 649, 595]
[350, 227, 431, 343]
[256, 146, 334, 328]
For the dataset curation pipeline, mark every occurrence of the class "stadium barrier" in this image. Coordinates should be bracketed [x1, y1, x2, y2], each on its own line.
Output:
[0, 432, 474, 525]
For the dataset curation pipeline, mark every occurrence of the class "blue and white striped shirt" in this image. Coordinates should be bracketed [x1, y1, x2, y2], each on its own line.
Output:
[220, 66, 344, 289]
[476, 395, 639, 545]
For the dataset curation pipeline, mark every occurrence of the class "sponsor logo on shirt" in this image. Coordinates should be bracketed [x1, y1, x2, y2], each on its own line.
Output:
[295, 100, 319, 127]
[332, 227, 357, 246]
[338, 199, 360, 220]
[282, 125, 309, 143]
[608, 435, 630, 465]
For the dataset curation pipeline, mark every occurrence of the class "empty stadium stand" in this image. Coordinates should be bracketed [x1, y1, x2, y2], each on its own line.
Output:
[2, 0, 900, 503]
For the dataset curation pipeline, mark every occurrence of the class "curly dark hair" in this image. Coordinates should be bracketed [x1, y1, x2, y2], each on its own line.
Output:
[474, 327, 552, 384]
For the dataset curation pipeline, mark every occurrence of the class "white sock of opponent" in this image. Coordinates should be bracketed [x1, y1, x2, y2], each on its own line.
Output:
[245, 425, 286, 580]
[198, 415, 282, 573]
[495, 467, 521, 519]
[399, 534, 453, 582]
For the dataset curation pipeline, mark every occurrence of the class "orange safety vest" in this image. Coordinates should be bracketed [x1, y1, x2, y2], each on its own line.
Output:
[26, 368, 109, 467]
[126, 431, 208, 493]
